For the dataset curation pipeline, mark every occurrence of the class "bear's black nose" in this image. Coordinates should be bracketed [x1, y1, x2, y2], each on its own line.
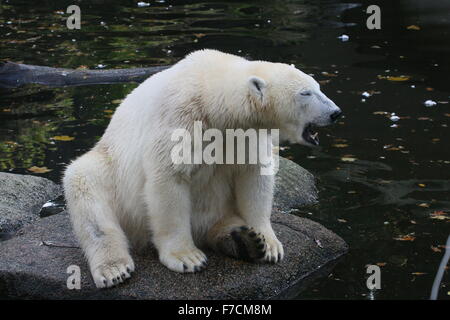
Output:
[330, 110, 342, 122]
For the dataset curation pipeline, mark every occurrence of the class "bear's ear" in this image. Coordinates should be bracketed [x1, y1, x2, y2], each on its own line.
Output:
[248, 76, 267, 102]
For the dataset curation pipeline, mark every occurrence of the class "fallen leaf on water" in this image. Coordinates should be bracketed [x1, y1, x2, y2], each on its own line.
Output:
[373, 111, 388, 115]
[418, 183, 426, 188]
[431, 246, 442, 253]
[407, 25, 421, 30]
[337, 218, 347, 223]
[193, 33, 206, 38]
[51, 135, 75, 141]
[378, 75, 411, 81]
[28, 166, 52, 173]
[321, 71, 337, 77]
[111, 99, 123, 104]
[418, 203, 430, 208]
[103, 109, 114, 113]
[445, 113, 450, 117]
[376, 262, 387, 267]
[341, 157, 356, 162]
[411, 272, 427, 276]
[332, 144, 348, 148]
[430, 211, 449, 220]
[387, 76, 411, 81]
[394, 234, 416, 241]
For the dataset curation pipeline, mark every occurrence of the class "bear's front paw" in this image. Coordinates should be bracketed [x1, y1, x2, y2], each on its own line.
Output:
[159, 246, 207, 273]
[91, 257, 135, 289]
[261, 233, 284, 263]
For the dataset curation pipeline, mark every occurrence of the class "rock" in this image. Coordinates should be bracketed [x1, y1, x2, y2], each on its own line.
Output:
[0, 211, 347, 299]
[0, 173, 62, 236]
[274, 157, 318, 212]
[0, 158, 345, 299]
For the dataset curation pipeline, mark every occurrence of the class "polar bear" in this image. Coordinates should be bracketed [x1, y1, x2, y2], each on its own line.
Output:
[63, 49, 341, 288]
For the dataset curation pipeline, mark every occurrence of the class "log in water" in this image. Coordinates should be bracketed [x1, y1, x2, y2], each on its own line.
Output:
[0, 61, 171, 88]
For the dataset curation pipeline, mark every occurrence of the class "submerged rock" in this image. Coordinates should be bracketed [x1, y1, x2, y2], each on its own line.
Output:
[0, 158, 346, 299]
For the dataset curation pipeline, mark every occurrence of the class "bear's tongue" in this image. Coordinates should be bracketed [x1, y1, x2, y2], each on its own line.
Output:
[302, 124, 319, 146]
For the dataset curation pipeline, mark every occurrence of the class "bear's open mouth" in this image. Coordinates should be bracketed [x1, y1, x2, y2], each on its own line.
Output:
[302, 123, 319, 146]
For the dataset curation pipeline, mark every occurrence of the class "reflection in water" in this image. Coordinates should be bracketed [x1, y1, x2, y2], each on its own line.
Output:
[0, 0, 449, 299]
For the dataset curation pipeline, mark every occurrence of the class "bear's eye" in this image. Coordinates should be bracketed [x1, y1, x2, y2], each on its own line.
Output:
[300, 90, 312, 96]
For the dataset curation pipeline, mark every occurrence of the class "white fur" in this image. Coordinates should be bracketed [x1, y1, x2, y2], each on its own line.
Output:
[63, 49, 341, 288]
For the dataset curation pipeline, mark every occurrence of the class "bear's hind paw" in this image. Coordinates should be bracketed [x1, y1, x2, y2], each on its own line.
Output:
[216, 226, 268, 262]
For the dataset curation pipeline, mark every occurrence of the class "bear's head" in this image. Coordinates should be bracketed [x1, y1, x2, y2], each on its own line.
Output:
[247, 63, 342, 147]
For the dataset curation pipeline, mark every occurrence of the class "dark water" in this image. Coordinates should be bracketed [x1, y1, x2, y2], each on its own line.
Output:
[0, 0, 448, 299]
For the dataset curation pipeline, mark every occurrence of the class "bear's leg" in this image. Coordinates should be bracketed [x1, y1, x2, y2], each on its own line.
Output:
[234, 166, 284, 263]
[206, 214, 267, 262]
[64, 151, 135, 288]
[144, 178, 207, 273]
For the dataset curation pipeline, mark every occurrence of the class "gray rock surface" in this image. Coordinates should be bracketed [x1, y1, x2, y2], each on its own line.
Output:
[274, 157, 318, 212]
[0, 158, 346, 299]
[0, 172, 62, 234]
[0, 211, 347, 299]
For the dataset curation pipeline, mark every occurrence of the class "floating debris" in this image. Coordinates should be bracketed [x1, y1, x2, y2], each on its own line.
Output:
[424, 100, 437, 107]
[406, 25, 421, 31]
[338, 34, 349, 42]
[137, 2, 150, 7]
[362, 91, 371, 98]
[390, 113, 400, 122]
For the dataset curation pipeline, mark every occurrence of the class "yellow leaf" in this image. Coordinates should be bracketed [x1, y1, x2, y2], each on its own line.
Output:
[332, 144, 349, 148]
[407, 25, 421, 30]
[28, 166, 52, 173]
[51, 135, 75, 141]
[341, 157, 356, 162]
[394, 234, 416, 241]
[387, 76, 410, 81]
[103, 109, 114, 113]
[111, 99, 123, 104]
[418, 183, 426, 188]
[376, 262, 387, 267]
